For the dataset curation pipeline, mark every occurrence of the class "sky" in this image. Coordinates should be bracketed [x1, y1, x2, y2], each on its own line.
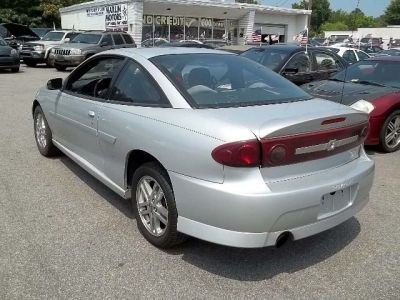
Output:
[260, 0, 391, 17]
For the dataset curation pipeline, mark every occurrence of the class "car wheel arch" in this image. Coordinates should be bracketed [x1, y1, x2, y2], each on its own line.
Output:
[32, 100, 40, 116]
[125, 149, 170, 190]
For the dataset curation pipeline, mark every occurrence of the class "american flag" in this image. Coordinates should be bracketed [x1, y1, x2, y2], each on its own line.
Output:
[294, 29, 309, 45]
[252, 29, 262, 43]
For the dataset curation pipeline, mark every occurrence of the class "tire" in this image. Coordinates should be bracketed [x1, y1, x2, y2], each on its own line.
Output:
[55, 64, 67, 71]
[25, 61, 37, 67]
[380, 110, 400, 153]
[33, 106, 60, 157]
[131, 162, 187, 248]
[46, 56, 54, 67]
[11, 67, 19, 73]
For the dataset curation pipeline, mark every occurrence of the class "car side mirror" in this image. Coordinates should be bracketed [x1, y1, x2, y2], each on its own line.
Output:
[282, 68, 299, 75]
[100, 41, 109, 47]
[47, 78, 63, 90]
[64, 38, 70, 43]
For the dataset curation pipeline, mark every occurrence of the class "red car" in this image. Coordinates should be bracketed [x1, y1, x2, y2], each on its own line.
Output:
[302, 56, 400, 152]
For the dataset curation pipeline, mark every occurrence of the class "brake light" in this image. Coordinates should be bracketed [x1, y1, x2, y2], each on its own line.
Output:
[262, 122, 369, 167]
[212, 140, 261, 167]
[212, 122, 369, 168]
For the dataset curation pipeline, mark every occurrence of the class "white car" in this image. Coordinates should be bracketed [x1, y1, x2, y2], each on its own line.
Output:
[327, 47, 370, 64]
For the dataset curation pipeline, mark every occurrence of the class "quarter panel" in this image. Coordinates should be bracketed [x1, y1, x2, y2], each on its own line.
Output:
[98, 104, 226, 187]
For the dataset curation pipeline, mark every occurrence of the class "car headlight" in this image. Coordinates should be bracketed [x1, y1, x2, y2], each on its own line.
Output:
[33, 45, 44, 51]
[350, 100, 375, 114]
[70, 49, 82, 55]
[10, 49, 19, 57]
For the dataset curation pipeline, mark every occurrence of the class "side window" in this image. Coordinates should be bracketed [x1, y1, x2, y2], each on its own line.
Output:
[314, 51, 341, 71]
[101, 34, 113, 46]
[113, 34, 125, 45]
[66, 57, 124, 98]
[122, 34, 135, 45]
[343, 50, 357, 63]
[285, 53, 311, 72]
[109, 60, 170, 106]
[357, 50, 369, 60]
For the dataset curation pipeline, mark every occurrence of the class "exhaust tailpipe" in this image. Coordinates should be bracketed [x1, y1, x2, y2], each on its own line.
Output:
[275, 232, 292, 248]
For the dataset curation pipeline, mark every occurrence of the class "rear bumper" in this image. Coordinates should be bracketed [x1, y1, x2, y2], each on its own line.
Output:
[0, 57, 20, 69]
[171, 150, 375, 248]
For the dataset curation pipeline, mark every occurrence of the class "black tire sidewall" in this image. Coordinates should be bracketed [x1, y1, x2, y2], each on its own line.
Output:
[380, 110, 400, 153]
[131, 163, 179, 248]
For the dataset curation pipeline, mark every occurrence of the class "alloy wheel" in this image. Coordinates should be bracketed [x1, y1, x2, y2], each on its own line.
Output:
[136, 176, 169, 237]
[385, 114, 400, 149]
[35, 113, 47, 149]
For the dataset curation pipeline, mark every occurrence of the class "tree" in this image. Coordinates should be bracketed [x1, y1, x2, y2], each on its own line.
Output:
[384, 0, 400, 25]
[292, 0, 331, 34]
[235, 0, 259, 3]
[321, 22, 349, 31]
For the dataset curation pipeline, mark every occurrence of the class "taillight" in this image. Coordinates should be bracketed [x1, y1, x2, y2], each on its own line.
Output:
[212, 140, 261, 167]
[262, 122, 369, 167]
[212, 122, 369, 168]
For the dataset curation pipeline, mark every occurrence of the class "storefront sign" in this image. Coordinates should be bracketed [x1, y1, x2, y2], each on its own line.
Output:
[105, 4, 128, 31]
[143, 15, 226, 29]
[143, 15, 185, 26]
[86, 7, 105, 17]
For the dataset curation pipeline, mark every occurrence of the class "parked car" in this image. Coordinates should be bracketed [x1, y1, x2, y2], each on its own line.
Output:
[0, 23, 40, 50]
[31, 28, 53, 39]
[218, 44, 255, 54]
[302, 56, 400, 152]
[159, 41, 214, 49]
[141, 38, 169, 48]
[202, 40, 229, 48]
[21, 30, 81, 67]
[51, 31, 136, 71]
[358, 45, 383, 57]
[0, 36, 20, 72]
[375, 48, 400, 57]
[32, 48, 374, 248]
[326, 46, 370, 64]
[359, 37, 383, 47]
[241, 45, 347, 85]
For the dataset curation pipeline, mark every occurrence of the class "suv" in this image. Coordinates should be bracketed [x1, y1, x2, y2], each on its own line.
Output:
[51, 31, 136, 71]
[21, 30, 81, 67]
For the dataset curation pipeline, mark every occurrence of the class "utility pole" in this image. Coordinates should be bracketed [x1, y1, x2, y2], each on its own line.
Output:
[307, 0, 313, 30]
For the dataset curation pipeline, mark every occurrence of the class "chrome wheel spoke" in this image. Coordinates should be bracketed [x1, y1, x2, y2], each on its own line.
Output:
[136, 176, 169, 237]
[386, 131, 396, 143]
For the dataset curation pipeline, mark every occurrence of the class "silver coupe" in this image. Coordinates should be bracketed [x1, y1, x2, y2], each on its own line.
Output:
[33, 48, 375, 248]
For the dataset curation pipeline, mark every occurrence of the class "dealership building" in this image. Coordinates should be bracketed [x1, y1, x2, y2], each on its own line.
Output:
[60, 0, 310, 46]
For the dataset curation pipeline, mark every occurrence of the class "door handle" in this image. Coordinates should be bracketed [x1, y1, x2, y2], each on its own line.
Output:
[88, 111, 96, 118]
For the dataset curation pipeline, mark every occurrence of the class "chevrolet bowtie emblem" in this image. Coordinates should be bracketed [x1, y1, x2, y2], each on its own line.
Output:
[327, 140, 337, 151]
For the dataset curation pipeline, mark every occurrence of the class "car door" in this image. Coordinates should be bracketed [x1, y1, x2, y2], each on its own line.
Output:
[311, 50, 344, 81]
[53, 56, 125, 168]
[280, 52, 313, 85]
[98, 59, 171, 187]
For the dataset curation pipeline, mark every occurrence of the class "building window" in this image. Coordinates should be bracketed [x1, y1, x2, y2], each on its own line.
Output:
[185, 17, 199, 40]
[213, 19, 226, 40]
[199, 18, 212, 41]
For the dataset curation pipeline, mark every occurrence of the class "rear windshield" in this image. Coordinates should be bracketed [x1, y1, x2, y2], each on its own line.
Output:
[70, 33, 101, 44]
[150, 53, 311, 109]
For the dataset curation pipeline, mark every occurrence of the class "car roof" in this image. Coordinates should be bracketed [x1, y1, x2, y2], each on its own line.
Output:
[103, 47, 233, 59]
[368, 55, 400, 62]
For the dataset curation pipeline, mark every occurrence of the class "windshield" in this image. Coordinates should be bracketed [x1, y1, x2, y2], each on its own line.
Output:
[31, 28, 50, 38]
[332, 60, 400, 89]
[70, 33, 101, 44]
[42, 32, 65, 41]
[151, 54, 312, 108]
[241, 48, 291, 71]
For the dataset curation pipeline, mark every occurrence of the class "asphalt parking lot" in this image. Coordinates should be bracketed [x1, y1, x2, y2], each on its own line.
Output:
[0, 65, 399, 299]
